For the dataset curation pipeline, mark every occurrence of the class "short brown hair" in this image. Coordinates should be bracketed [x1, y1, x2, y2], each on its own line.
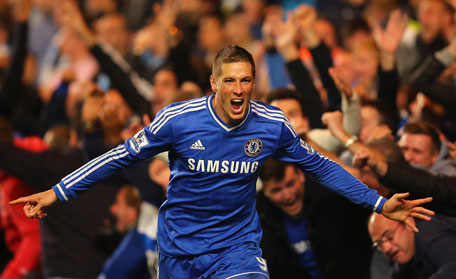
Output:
[212, 45, 255, 79]
[402, 121, 441, 152]
[259, 159, 298, 183]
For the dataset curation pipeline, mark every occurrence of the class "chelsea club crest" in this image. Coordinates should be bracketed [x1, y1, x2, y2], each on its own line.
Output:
[244, 138, 263, 157]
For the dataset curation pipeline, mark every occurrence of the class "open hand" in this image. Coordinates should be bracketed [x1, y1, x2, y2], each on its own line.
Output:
[382, 193, 434, 232]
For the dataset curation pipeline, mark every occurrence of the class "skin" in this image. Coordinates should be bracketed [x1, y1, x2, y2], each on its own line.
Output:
[270, 99, 309, 136]
[211, 62, 255, 126]
[369, 213, 415, 264]
[399, 133, 439, 168]
[417, 0, 452, 43]
[110, 187, 138, 232]
[262, 166, 305, 216]
[152, 69, 178, 116]
[94, 14, 129, 56]
[360, 106, 382, 143]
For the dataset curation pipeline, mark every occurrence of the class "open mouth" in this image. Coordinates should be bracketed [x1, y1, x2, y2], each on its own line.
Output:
[388, 250, 399, 260]
[231, 99, 244, 111]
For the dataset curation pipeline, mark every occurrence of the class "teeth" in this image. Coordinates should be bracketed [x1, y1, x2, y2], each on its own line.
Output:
[232, 100, 242, 103]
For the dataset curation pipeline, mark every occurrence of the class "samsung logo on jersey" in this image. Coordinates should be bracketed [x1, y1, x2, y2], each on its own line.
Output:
[188, 159, 259, 174]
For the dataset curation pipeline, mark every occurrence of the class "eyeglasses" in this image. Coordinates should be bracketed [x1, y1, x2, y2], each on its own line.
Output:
[372, 223, 401, 251]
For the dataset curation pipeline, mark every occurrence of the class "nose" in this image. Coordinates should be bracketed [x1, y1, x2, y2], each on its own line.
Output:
[382, 241, 394, 255]
[233, 81, 243, 95]
[283, 188, 294, 203]
[403, 151, 413, 163]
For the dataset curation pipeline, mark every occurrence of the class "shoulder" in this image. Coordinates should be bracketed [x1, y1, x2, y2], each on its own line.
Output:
[160, 96, 208, 115]
[250, 100, 298, 138]
[250, 100, 287, 123]
[148, 96, 208, 133]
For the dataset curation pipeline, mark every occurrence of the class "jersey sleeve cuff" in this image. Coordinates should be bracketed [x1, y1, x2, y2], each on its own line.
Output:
[373, 196, 386, 214]
[52, 182, 70, 202]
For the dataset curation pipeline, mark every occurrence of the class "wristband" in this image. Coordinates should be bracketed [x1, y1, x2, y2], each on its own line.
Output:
[344, 135, 358, 148]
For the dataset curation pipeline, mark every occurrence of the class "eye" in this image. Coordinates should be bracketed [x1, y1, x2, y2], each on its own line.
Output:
[242, 78, 252, 84]
[224, 78, 234, 84]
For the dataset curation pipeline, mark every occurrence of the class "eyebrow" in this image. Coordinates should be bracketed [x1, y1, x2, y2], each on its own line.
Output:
[380, 229, 390, 239]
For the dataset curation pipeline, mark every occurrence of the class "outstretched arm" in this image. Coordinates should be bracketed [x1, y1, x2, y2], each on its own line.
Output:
[9, 189, 58, 219]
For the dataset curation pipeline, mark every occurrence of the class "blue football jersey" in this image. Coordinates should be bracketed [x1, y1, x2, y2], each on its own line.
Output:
[53, 94, 385, 257]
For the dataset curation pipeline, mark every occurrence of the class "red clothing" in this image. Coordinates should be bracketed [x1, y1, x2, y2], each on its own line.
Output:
[0, 137, 47, 279]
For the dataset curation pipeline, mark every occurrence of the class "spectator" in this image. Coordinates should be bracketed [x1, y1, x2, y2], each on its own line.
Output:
[98, 185, 154, 279]
[398, 121, 456, 175]
[0, 118, 43, 279]
[257, 159, 323, 279]
[396, 0, 453, 81]
[368, 213, 456, 278]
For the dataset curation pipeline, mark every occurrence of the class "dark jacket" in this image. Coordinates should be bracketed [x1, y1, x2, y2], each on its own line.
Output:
[380, 162, 456, 217]
[257, 177, 373, 279]
[256, 190, 311, 279]
[391, 215, 456, 279]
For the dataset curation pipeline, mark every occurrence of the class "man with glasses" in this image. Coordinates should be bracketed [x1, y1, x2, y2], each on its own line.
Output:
[368, 213, 456, 278]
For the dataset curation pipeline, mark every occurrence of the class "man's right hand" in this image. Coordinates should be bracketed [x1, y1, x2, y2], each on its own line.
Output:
[9, 189, 58, 219]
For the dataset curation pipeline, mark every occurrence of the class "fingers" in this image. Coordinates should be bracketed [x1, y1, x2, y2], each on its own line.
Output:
[352, 149, 369, 168]
[9, 196, 32, 205]
[404, 218, 419, 233]
[23, 202, 47, 219]
[411, 197, 433, 206]
[410, 212, 432, 221]
[392, 192, 410, 200]
[23, 202, 34, 218]
[30, 203, 45, 218]
[411, 206, 435, 217]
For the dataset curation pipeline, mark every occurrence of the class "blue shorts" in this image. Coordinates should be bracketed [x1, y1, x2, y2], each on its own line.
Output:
[158, 242, 269, 279]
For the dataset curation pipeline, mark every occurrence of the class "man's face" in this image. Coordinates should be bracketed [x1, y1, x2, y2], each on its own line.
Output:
[95, 16, 129, 55]
[398, 133, 438, 168]
[153, 70, 178, 115]
[314, 19, 337, 49]
[417, 0, 451, 43]
[109, 188, 137, 232]
[352, 48, 379, 87]
[360, 106, 381, 143]
[263, 166, 305, 216]
[369, 214, 415, 264]
[211, 62, 255, 126]
[270, 99, 309, 136]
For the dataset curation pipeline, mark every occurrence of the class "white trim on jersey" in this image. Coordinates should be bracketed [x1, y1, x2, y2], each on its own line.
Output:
[63, 146, 129, 189]
[224, 271, 270, 279]
[149, 98, 207, 134]
[56, 183, 69, 201]
[251, 102, 297, 138]
[373, 196, 383, 212]
[62, 145, 126, 186]
[207, 95, 251, 132]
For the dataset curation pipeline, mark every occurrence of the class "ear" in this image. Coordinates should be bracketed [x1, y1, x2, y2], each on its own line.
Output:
[298, 170, 305, 184]
[431, 149, 439, 165]
[210, 75, 217, 93]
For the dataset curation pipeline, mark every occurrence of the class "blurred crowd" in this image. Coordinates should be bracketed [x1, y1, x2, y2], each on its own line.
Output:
[1, 0, 456, 278]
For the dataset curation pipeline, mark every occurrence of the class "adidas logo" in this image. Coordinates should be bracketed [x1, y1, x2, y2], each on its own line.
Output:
[190, 140, 205, 150]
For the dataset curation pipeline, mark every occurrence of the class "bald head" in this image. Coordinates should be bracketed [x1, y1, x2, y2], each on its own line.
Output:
[368, 214, 415, 264]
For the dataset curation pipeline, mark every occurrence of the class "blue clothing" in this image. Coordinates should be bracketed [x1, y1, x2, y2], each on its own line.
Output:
[98, 229, 151, 279]
[283, 214, 322, 278]
[98, 202, 159, 279]
[265, 50, 291, 89]
[158, 242, 268, 279]
[52, 94, 385, 260]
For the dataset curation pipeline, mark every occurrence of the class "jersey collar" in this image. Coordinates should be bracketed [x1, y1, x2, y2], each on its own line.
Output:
[207, 93, 251, 132]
